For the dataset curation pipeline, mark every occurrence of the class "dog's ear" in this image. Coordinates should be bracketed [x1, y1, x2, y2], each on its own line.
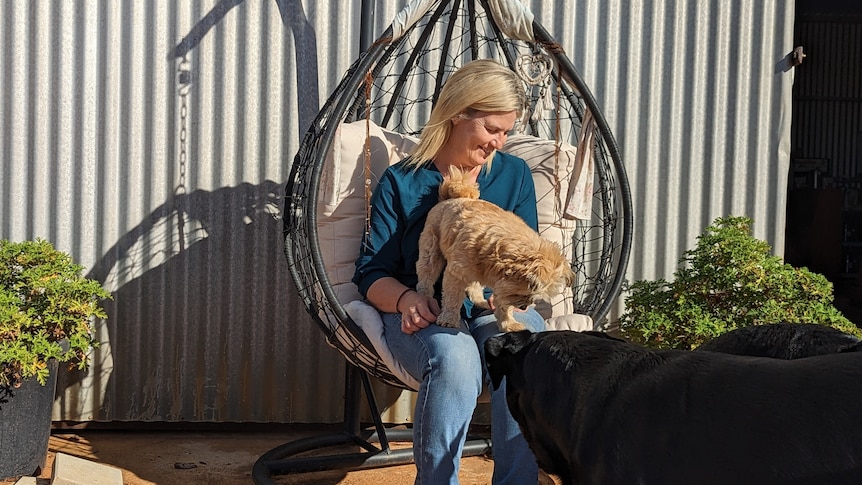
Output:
[484, 330, 536, 390]
[564, 264, 575, 287]
[485, 330, 535, 357]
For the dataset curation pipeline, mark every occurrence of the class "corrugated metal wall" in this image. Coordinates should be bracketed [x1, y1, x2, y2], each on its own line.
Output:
[0, 0, 794, 424]
[550, 0, 794, 289]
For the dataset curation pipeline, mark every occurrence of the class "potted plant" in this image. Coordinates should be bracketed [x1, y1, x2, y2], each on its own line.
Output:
[619, 215, 860, 350]
[0, 238, 110, 479]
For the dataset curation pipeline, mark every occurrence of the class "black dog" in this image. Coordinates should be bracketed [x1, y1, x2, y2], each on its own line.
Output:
[485, 330, 862, 485]
[696, 322, 861, 358]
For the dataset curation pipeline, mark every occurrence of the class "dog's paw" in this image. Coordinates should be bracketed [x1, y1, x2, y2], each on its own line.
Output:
[436, 310, 461, 328]
[500, 320, 528, 333]
[465, 281, 489, 309]
[471, 298, 491, 310]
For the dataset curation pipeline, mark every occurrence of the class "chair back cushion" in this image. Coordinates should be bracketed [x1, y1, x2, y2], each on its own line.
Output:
[318, 121, 418, 303]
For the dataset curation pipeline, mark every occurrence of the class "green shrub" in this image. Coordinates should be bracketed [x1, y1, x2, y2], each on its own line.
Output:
[620, 216, 859, 349]
[0, 239, 111, 387]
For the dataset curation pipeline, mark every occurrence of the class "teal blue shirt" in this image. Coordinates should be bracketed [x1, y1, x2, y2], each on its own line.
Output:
[352, 151, 538, 319]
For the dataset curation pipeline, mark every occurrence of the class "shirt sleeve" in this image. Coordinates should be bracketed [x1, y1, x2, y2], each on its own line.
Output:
[512, 156, 539, 232]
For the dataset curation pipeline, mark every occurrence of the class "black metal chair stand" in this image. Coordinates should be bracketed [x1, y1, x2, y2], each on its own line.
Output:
[251, 364, 491, 483]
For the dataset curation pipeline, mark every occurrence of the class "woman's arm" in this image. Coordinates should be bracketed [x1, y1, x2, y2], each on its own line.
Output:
[353, 167, 440, 333]
[366, 276, 412, 313]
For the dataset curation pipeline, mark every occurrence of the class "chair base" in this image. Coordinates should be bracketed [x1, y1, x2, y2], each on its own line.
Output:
[251, 364, 492, 484]
[252, 427, 492, 481]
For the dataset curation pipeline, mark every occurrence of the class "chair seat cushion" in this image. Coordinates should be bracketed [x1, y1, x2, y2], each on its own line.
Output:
[344, 299, 422, 391]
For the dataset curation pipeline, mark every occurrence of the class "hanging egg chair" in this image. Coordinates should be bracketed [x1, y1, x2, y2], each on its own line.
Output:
[255, 0, 632, 481]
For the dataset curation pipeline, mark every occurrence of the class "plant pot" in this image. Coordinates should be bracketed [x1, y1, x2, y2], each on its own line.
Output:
[0, 359, 59, 480]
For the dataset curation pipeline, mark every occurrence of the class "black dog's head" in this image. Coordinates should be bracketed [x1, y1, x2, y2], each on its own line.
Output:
[485, 330, 631, 482]
[485, 330, 627, 390]
[485, 330, 538, 390]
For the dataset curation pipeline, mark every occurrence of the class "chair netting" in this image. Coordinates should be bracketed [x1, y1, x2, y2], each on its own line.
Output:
[284, 0, 632, 390]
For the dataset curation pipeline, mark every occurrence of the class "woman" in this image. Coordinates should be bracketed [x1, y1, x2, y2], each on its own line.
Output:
[352, 59, 545, 484]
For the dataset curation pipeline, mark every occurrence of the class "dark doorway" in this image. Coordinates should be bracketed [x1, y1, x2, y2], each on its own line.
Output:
[787, 0, 862, 323]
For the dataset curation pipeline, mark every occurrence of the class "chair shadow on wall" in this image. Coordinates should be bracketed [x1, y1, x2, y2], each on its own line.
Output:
[59, 180, 408, 484]
[52, 181, 414, 483]
[63, 181, 409, 483]
[57, 181, 305, 420]
[50, 181, 356, 484]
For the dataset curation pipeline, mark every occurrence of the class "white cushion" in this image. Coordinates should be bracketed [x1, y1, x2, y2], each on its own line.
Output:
[318, 121, 418, 302]
[345, 299, 422, 390]
[316, 121, 594, 388]
[545, 313, 595, 331]
[503, 134, 579, 319]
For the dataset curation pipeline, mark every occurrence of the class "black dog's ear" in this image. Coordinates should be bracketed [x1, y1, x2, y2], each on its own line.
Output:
[485, 330, 535, 359]
[485, 330, 536, 390]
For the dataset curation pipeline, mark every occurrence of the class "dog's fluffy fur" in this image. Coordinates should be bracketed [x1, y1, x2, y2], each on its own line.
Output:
[485, 330, 862, 485]
[416, 167, 574, 332]
[696, 322, 861, 358]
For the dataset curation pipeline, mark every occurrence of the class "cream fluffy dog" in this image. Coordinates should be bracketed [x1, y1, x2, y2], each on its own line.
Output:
[416, 167, 574, 332]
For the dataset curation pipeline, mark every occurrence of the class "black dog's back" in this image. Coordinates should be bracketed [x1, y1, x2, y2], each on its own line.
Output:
[696, 322, 860, 358]
[486, 330, 862, 485]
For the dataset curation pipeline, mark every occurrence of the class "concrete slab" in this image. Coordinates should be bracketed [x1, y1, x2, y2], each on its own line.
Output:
[50, 453, 122, 485]
[12, 477, 36, 485]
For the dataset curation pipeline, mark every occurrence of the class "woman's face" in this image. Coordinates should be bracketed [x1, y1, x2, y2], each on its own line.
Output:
[447, 110, 518, 168]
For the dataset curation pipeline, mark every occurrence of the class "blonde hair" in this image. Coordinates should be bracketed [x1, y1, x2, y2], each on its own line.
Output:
[404, 60, 525, 169]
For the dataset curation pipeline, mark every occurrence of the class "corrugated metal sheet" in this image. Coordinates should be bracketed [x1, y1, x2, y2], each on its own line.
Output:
[0, 0, 794, 424]
[533, 0, 794, 316]
[1, 0, 356, 424]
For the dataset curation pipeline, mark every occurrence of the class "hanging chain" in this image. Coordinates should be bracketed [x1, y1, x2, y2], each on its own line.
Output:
[176, 56, 192, 250]
[364, 69, 373, 237]
[553, 60, 563, 222]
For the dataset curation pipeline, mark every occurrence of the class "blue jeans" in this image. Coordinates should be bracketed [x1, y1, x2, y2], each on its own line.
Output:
[383, 308, 546, 485]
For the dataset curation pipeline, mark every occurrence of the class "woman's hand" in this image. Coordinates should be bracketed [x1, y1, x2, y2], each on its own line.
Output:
[398, 290, 440, 335]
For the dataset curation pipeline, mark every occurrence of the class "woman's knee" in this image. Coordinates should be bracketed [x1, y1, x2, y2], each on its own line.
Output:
[422, 331, 484, 395]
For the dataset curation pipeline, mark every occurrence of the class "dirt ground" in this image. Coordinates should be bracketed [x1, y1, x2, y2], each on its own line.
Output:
[1, 425, 559, 485]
